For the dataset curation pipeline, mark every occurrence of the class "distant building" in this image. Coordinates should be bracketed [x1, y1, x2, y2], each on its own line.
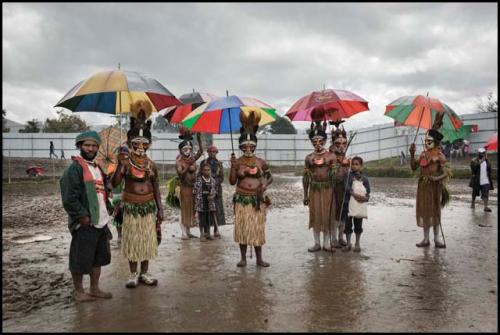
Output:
[3, 119, 24, 133]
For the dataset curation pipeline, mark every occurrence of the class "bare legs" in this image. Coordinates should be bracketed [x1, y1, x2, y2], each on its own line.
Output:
[237, 244, 270, 267]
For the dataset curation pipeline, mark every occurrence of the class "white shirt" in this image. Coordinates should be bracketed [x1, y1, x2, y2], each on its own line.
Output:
[87, 161, 111, 229]
[479, 160, 489, 186]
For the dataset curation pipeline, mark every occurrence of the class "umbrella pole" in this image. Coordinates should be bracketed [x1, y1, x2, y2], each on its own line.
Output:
[226, 90, 234, 154]
[119, 91, 122, 145]
[412, 105, 425, 144]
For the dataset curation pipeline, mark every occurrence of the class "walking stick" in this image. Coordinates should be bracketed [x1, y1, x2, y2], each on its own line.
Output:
[439, 222, 446, 247]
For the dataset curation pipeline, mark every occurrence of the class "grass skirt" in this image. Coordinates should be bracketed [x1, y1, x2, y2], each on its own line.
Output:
[233, 202, 266, 246]
[180, 185, 197, 228]
[416, 178, 442, 228]
[309, 187, 334, 233]
[121, 201, 158, 262]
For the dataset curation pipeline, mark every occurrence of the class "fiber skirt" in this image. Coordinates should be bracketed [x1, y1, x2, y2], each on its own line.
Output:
[233, 202, 266, 246]
[121, 201, 157, 262]
[416, 178, 442, 228]
[309, 187, 334, 233]
[180, 185, 197, 228]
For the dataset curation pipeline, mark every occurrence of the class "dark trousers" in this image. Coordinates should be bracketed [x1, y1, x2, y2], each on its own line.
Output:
[214, 185, 226, 226]
[344, 216, 363, 235]
[198, 211, 216, 235]
[69, 225, 112, 274]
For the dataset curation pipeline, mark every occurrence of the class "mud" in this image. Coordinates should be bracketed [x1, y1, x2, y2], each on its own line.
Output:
[2, 175, 497, 332]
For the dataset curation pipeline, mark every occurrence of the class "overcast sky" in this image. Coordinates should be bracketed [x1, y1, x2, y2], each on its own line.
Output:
[3, 2, 498, 131]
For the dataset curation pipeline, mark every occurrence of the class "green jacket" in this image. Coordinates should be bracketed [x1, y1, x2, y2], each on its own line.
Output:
[60, 160, 111, 232]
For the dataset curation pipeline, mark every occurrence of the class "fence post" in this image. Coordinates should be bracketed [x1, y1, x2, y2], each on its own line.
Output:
[162, 150, 165, 181]
[378, 127, 381, 160]
[8, 148, 11, 184]
[31, 134, 34, 158]
[293, 135, 297, 168]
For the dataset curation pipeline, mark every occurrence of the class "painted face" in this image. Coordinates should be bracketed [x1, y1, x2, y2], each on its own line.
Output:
[424, 135, 435, 150]
[351, 160, 362, 173]
[311, 138, 325, 152]
[241, 143, 256, 157]
[80, 140, 99, 161]
[181, 145, 192, 157]
[333, 137, 347, 155]
[130, 138, 150, 157]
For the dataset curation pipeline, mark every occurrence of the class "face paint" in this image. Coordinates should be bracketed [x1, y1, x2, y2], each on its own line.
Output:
[131, 138, 150, 157]
[334, 138, 347, 155]
[424, 135, 435, 150]
[241, 143, 256, 157]
[181, 145, 192, 157]
[311, 138, 325, 152]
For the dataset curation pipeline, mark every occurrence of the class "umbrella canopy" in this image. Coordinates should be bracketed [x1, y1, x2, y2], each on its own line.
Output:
[484, 133, 498, 151]
[441, 124, 478, 143]
[385, 95, 463, 131]
[285, 89, 369, 122]
[55, 70, 181, 114]
[181, 95, 278, 133]
[163, 91, 219, 123]
[96, 126, 127, 175]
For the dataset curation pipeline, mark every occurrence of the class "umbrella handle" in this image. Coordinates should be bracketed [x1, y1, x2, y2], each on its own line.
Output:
[228, 108, 234, 154]
[412, 105, 425, 144]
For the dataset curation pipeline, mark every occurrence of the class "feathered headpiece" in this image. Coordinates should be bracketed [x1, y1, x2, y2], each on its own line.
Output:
[330, 120, 347, 143]
[127, 100, 152, 143]
[239, 110, 260, 147]
[178, 125, 194, 150]
[308, 121, 327, 141]
[426, 111, 444, 143]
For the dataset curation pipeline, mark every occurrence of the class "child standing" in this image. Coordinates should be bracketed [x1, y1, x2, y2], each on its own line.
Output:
[343, 156, 370, 252]
[193, 162, 218, 241]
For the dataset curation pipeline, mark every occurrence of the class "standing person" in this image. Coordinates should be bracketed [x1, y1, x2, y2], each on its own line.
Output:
[329, 122, 350, 248]
[110, 100, 163, 288]
[61, 149, 66, 160]
[469, 147, 494, 212]
[229, 110, 273, 267]
[199, 145, 226, 237]
[303, 121, 337, 252]
[409, 114, 450, 248]
[343, 156, 370, 252]
[60, 130, 113, 302]
[400, 151, 406, 166]
[50, 141, 58, 159]
[193, 162, 217, 241]
[176, 128, 203, 240]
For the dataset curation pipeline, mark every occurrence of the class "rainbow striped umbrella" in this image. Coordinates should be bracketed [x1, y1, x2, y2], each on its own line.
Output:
[163, 91, 219, 123]
[181, 95, 277, 133]
[385, 95, 463, 132]
[55, 70, 181, 114]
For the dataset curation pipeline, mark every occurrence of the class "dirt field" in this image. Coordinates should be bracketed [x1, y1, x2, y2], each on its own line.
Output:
[2, 169, 497, 331]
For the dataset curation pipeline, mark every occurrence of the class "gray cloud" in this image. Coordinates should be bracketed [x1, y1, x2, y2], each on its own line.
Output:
[3, 2, 497, 130]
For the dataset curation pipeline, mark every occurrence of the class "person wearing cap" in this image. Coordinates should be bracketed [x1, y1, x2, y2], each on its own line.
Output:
[469, 147, 494, 212]
[303, 121, 337, 252]
[60, 130, 113, 302]
[409, 115, 450, 248]
[199, 144, 226, 237]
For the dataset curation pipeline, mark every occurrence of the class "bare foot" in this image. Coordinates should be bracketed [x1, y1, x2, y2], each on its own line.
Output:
[257, 260, 270, 267]
[74, 291, 97, 302]
[237, 259, 247, 267]
[89, 289, 113, 299]
[308, 244, 321, 252]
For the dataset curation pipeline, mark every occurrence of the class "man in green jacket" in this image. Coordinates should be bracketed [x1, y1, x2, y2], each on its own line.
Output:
[60, 130, 113, 302]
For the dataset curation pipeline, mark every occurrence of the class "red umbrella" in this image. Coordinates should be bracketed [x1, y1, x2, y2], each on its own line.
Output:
[163, 91, 218, 123]
[484, 133, 497, 151]
[285, 88, 369, 122]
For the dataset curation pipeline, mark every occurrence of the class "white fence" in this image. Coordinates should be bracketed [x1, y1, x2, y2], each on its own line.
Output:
[2, 112, 497, 166]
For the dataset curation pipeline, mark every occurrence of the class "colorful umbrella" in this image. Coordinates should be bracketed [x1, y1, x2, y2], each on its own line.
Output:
[484, 133, 498, 151]
[163, 91, 219, 123]
[55, 70, 181, 114]
[385, 95, 463, 131]
[180, 94, 277, 152]
[441, 124, 478, 143]
[285, 89, 369, 122]
[96, 126, 127, 175]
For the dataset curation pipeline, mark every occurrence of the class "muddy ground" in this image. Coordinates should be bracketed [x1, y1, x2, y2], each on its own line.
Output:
[2, 175, 498, 332]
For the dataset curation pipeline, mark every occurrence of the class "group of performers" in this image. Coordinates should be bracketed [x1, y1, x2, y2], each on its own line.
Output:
[60, 99, 452, 301]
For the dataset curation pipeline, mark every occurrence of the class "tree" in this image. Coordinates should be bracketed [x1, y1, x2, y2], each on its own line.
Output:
[476, 92, 498, 114]
[2, 109, 10, 132]
[266, 115, 297, 134]
[153, 114, 180, 133]
[42, 111, 90, 133]
[19, 119, 41, 133]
